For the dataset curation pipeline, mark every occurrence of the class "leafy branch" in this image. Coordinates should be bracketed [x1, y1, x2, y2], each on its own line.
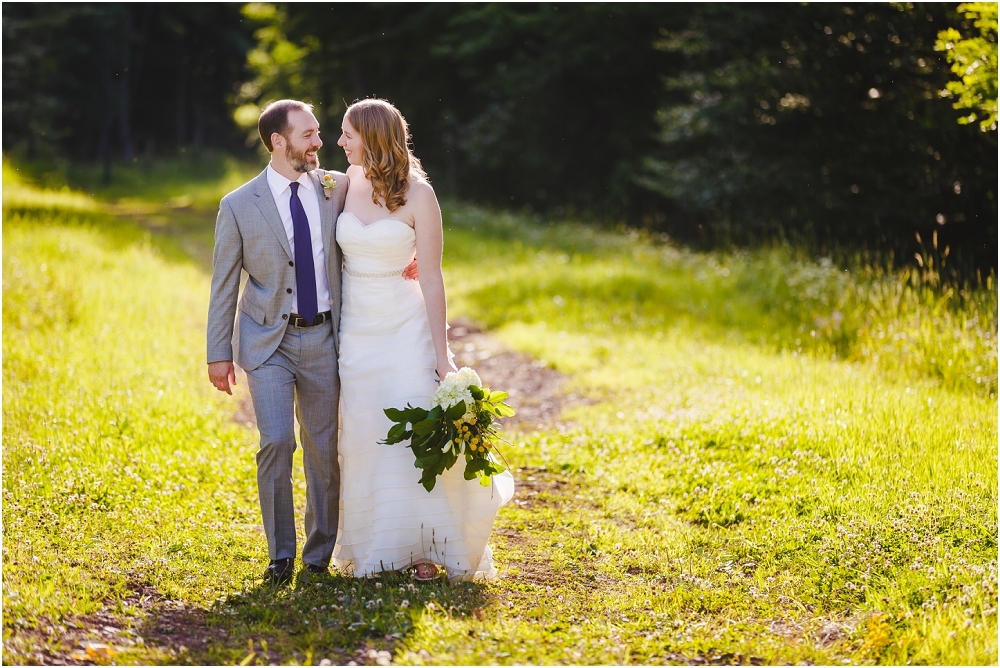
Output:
[935, 2, 998, 132]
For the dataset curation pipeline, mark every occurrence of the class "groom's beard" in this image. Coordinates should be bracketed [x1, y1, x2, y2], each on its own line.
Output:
[286, 144, 319, 173]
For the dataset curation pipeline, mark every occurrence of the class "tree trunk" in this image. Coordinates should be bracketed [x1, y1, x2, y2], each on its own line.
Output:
[349, 56, 366, 100]
[98, 20, 114, 184]
[175, 35, 186, 147]
[119, 6, 133, 162]
[192, 98, 204, 149]
[130, 4, 154, 156]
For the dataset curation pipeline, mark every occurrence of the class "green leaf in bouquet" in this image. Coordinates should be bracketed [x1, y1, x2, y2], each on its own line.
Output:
[406, 406, 431, 423]
[488, 390, 509, 403]
[419, 465, 442, 491]
[384, 405, 424, 423]
[479, 474, 491, 487]
[412, 417, 440, 435]
[446, 401, 467, 420]
[427, 405, 442, 420]
[463, 458, 484, 480]
[483, 403, 505, 418]
[493, 401, 515, 417]
[482, 459, 506, 476]
[414, 453, 436, 469]
[383, 423, 411, 444]
[469, 386, 485, 400]
[420, 473, 437, 492]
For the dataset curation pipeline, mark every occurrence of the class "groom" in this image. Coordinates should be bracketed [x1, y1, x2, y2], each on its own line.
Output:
[208, 100, 354, 584]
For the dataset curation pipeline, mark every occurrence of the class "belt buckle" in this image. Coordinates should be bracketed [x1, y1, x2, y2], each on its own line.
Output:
[292, 312, 328, 328]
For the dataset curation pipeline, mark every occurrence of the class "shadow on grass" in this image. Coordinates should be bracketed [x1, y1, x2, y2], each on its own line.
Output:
[131, 568, 490, 666]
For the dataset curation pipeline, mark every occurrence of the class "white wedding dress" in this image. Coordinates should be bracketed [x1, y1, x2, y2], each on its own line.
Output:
[332, 212, 515, 580]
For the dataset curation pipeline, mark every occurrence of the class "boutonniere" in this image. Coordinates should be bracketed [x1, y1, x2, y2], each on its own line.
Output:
[321, 173, 338, 200]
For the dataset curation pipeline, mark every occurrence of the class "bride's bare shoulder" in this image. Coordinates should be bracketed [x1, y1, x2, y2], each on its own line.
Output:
[407, 178, 440, 226]
[346, 165, 365, 179]
[407, 177, 437, 203]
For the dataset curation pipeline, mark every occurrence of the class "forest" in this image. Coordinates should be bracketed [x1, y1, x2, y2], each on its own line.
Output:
[3, 2, 997, 272]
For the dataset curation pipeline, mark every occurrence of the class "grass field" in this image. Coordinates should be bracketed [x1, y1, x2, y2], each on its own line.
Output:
[2, 160, 997, 665]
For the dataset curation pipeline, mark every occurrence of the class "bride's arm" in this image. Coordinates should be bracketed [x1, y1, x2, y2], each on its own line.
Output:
[411, 181, 456, 380]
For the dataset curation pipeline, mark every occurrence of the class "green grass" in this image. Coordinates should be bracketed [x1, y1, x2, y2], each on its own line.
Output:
[441, 204, 996, 397]
[8, 150, 260, 210]
[2, 164, 996, 665]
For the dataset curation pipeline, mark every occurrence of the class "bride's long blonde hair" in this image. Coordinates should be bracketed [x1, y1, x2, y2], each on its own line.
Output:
[345, 99, 427, 213]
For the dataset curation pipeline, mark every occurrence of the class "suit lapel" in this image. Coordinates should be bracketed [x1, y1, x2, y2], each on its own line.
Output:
[252, 169, 293, 260]
[308, 170, 337, 256]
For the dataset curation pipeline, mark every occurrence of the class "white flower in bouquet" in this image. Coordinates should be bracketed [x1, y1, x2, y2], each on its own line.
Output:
[455, 366, 482, 389]
[432, 367, 482, 409]
[431, 379, 472, 409]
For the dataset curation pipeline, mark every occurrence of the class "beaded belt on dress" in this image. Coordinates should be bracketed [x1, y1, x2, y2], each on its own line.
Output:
[343, 265, 407, 278]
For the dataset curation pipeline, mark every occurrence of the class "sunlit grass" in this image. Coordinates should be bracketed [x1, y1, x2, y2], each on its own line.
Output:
[2, 171, 996, 665]
[433, 203, 997, 665]
[1, 179, 264, 662]
[8, 151, 260, 210]
[2, 162, 104, 215]
[442, 203, 996, 397]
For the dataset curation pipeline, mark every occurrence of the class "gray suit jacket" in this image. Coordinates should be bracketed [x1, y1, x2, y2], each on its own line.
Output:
[207, 167, 349, 371]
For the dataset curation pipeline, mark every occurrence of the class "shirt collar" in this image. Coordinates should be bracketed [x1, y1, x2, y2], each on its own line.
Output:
[266, 163, 315, 197]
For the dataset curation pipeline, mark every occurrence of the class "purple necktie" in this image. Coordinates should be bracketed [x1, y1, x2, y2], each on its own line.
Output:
[288, 182, 318, 324]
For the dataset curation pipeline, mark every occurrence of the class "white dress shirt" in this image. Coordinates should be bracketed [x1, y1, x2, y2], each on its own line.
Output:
[266, 164, 332, 315]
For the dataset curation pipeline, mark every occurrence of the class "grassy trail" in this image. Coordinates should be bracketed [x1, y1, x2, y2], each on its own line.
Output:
[2, 162, 997, 665]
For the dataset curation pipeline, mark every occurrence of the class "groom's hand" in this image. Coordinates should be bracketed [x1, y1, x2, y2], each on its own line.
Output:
[208, 361, 237, 395]
[402, 257, 419, 281]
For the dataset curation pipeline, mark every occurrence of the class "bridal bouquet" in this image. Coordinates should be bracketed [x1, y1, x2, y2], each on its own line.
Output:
[381, 367, 514, 492]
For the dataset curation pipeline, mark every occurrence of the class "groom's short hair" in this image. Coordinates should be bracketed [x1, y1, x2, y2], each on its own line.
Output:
[258, 100, 314, 152]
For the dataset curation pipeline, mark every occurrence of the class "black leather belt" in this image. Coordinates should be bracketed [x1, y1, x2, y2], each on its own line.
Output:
[289, 311, 332, 328]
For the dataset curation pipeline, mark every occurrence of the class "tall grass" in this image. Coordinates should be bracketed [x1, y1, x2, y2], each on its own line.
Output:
[442, 203, 997, 396]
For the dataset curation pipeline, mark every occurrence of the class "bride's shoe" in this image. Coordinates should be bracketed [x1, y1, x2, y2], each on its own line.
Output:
[412, 562, 439, 582]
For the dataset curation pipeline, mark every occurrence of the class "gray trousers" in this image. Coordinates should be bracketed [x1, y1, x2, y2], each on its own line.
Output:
[246, 320, 340, 566]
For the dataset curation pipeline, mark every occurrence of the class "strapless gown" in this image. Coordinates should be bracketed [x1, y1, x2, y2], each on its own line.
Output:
[332, 212, 514, 579]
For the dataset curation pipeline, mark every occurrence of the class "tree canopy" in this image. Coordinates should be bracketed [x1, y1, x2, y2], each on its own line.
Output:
[3, 3, 996, 271]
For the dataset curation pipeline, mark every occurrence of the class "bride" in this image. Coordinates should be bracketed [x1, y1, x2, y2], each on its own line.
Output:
[331, 98, 514, 581]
